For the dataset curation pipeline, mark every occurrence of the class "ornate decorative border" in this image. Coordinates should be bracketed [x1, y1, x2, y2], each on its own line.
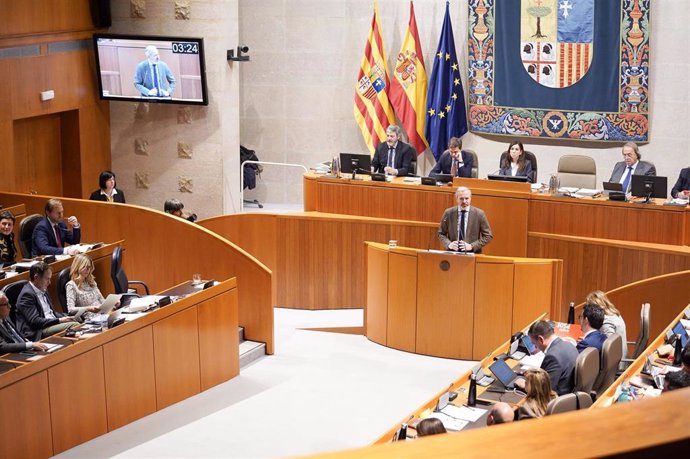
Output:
[467, 0, 650, 142]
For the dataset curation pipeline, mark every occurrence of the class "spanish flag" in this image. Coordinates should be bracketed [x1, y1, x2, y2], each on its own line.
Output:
[354, 1, 396, 155]
[390, 1, 428, 155]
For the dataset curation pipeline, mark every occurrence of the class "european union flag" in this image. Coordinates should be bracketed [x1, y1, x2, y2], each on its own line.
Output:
[425, 1, 467, 161]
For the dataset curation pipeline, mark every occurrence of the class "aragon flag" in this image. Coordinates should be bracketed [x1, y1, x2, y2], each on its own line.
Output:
[389, 1, 429, 155]
[353, 1, 396, 155]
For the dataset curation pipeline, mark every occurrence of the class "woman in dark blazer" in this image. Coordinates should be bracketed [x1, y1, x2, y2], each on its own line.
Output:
[89, 170, 126, 203]
[499, 140, 533, 183]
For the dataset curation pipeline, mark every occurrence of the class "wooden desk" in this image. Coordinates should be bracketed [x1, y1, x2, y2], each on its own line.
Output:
[373, 313, 548, 445]
[0, 241, 120, 312]
[593, 303, 690, 408]
[365, 243, 562, 359]
[304, 173, 690, 322]
[0, 278, 239, 457]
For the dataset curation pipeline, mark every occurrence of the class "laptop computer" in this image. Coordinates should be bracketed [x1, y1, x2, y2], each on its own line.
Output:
[603, 181, 624, 197]
[508, 337, 526, 360]
[488, 358, 524, 390]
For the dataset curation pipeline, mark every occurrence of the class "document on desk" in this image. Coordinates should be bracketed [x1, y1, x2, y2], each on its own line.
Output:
[42, 343, 63, 353]
[427, 412, 469, 431]
[520, 351, 545, 369]
[440, 404, 486, 422]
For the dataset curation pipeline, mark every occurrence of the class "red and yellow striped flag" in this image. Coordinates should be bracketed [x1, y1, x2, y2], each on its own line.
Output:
[390, 1, 428, 155]
[354, 1, 396, 155]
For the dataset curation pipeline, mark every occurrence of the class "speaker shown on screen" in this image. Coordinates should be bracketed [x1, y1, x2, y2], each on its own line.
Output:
[90, 0, 112, 28]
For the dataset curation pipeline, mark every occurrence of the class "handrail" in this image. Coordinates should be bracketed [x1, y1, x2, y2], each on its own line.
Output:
[240, 160, 308, 212]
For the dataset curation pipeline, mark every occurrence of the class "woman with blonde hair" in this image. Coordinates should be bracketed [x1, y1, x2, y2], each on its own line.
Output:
[518, 368, 556, 419]
[65, 254, 105, 321]
[586, 290, 628, 358]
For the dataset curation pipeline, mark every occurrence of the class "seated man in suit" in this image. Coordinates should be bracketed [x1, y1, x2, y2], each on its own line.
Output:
[671, 167, 690, 199]
[32, 198, 82, 256]
[15, 262, 78, 340]
[371, 125, 415, 177]
[429, 137, 473, 178]
[0, 292, 48, 354]
[576, 303, 607, 353]
[608, 142, 656, 193]
[437, 187, 493, 253]
[517, 320, 579, 396]
[486, 402, 515, 426]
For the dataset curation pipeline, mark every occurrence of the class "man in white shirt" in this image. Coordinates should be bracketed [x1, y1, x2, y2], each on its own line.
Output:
[0, 292, 48, 353]
[437, 187, 493, 253]
[14, 262, 77, 340]
[31, 198, 81, 256]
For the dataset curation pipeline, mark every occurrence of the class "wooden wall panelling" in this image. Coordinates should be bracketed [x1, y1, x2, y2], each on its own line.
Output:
[365, 244, 388, 344]
[153, 307, 201, 410]
[529, 197, 687, 245]
[0, 1, 93, 37]
[527, 233, 690, 321]
[512, 262, 557, 332]
[303, 176, 319, 211]
[0, 193, 275, 354]
[0, 372, 53, 458]
[77, 104, 111, 197]
[12, 114, 63, 195]
[386, 251, 418, 352]
[102, 326, 157, 431]
[473, 259, 513, 359]
[416, 252, 475, 359]
[48, 347, 108, 454]
[197, 290, 240, 391]
[60, 110, 82, 197]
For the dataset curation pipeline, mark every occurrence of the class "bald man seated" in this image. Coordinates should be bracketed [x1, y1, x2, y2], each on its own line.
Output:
[486, 402, 515, 425]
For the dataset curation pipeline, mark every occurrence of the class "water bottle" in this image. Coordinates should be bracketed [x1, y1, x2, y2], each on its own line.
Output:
[549, 174, 560, 193]
[468, 374, 477, 407]
[674, 334, 683, 366]
[567, 302, 576, 324]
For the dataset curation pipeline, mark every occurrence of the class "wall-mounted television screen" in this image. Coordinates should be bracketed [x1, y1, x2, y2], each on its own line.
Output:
[93, 33, 209, 105]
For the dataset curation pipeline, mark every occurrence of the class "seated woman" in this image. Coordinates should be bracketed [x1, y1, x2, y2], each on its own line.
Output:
[518, 368, 556, 419]
[0, 211, 17, 265]
[415, 418, 447, 437]
[586, 290, 628, 359]
[90, 170, 126, 203]
[65, 254, 106, 321]
[499, 140, 533, 183]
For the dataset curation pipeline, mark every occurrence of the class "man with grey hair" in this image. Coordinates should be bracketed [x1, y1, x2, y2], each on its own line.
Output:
[371, 125, 415, 176]
[486, 402, 515, 425]
[437, 187, 493, 253]
[0, 292, 48, 354]
[134, 45, 176, 97]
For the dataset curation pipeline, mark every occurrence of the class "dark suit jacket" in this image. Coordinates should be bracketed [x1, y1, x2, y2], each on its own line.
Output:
[0, 318, 29, 353]
[541, 337, 579, 395]
[429, 150, 473, 178]
[499, 159, 534, 183]
[15, 282, 64, 340]
[89, 188, 126, 203]
[576, 330, 607, 353]
[609, 160, 656, 183]
[31, 217, 81, 256]
[671, 167, 690, 198]
[371, 141, 415, 176]
[437, 206, 493, 253]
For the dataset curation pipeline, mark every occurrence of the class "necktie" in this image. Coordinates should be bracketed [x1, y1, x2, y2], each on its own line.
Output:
[2, 319, 25, 343]
[458, 210, 466, 244]
[53, 224, 62, 247]
[622, 166, 633, 192]
[152, 63, 160, 94]
[451, 159, 458, 176]
[387, 148, 394, 168]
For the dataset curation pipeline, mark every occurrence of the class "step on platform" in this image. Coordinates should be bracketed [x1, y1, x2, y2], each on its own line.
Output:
[238, 327, 266, 369]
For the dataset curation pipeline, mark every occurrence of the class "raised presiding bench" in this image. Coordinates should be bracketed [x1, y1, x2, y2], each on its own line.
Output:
[0, 278, 239, 458]
[365, 242, 562, 360]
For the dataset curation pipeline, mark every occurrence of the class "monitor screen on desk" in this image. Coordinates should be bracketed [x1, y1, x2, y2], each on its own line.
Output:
[487, 174, 529, 183]
[672, 322, 689, 349]
[340, 153, 372, 175]
[631, 175, 667, 198]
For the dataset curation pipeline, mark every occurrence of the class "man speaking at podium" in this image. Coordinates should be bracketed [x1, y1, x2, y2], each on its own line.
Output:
[437, 187, 492, 253]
